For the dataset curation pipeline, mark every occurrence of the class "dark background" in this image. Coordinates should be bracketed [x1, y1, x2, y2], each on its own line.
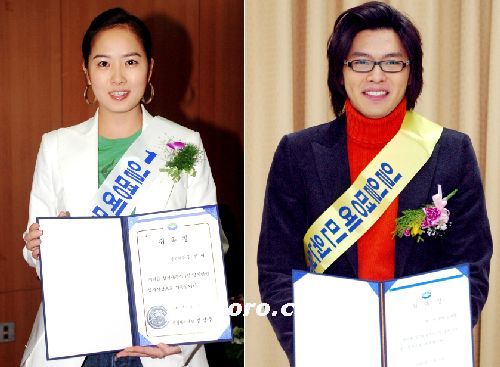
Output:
[0, 0, 243, 365]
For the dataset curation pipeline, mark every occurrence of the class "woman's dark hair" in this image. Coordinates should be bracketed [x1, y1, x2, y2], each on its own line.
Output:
[82, 8, 152, 68]
[327, 1, 423, 117]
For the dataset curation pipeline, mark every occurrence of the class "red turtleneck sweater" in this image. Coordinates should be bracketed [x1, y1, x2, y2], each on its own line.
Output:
[345, 98, 407, 281]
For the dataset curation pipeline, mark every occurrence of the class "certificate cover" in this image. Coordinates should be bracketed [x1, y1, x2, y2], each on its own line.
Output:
[293, 265, 473, 367]
[38, 205, 231, 360]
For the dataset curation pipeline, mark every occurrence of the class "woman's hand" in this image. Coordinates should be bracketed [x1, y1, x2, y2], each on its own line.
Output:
[24, 222, 42, 260]
[23, 211, 69, 260]
[116, 343, 181, 359]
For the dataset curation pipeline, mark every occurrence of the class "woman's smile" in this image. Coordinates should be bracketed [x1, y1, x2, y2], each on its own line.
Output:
[109, 90, 130, 101]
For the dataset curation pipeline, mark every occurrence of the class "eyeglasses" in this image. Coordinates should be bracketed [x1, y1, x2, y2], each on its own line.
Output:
[344, 59, 410, 73]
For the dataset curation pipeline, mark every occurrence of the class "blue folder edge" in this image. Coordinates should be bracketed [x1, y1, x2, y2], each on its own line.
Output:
[385, 264, 470, 293]
[138, 324, 232, 347]
[128, 204, 232, 346]
[37, 204, 232, 360]
[121, 216, 139, 346]
[384, 264, 473, 366]
[291, 264, 473, 367]
[134, 205, 232, 347]
[127, 205, 219, 230]
[36, 218, 50, 361]
[292, 269, 307, 283]
[139, 332, 152, 345]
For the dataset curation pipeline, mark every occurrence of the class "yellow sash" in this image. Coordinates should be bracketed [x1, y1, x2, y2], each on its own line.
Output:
[303, 111, 443, 273]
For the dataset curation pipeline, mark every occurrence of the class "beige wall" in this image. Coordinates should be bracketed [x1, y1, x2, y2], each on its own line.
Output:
[245, 1, 500, 366]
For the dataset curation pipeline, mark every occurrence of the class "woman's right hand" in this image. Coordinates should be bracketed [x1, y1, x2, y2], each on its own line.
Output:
[24, 211, 69, 260]
[24, 223, 43, 260]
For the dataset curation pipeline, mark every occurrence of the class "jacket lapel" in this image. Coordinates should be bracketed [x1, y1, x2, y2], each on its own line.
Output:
[309, 116, 442, 277]
[310, 118, 358, 273]
[59, 113, 98, 216]
[395, 140, 441, 276]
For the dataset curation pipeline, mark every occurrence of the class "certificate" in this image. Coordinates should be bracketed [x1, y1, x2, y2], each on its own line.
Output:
[38, 205, 231, 360]
[293, 266, 473, 367]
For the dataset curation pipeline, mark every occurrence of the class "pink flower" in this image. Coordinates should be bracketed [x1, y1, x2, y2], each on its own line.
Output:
[422, 207, 441, 228]
[395, 185, 456, 242]
[421, 185, 451, 229]
[432, 184, 450, 224]
[167, 141, 186, 150]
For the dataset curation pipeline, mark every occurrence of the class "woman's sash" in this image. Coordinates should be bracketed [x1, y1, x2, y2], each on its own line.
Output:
[303, 111, 443, 273]
[91, 116, 168, 217]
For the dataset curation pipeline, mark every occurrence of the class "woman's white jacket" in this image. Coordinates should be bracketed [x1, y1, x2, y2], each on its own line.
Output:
[21, 108, 215, 367]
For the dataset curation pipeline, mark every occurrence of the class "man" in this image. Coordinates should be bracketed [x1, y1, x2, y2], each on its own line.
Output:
[257, 2, 492, 365]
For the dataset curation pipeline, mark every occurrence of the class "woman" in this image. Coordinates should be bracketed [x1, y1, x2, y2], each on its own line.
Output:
[257, 2, 492, 365]
[22, 8, 213, 367]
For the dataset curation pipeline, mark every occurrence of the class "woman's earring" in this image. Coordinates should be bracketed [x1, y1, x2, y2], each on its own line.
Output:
[142, 82, 154, 105]
[83, 84, 96, 105]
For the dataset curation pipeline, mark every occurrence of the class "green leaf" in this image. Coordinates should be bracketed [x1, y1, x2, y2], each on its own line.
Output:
[162, 143, 200, 181]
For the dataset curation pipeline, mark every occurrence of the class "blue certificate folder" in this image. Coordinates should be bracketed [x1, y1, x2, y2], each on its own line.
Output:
[293, 265, 473, 367]
[38, 205, 232, 360]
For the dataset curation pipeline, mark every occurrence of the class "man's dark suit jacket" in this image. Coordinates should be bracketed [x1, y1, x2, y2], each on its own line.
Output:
[257, 114, 493, 365]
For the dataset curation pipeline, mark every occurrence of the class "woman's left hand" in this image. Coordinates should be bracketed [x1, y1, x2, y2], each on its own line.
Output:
[116, 343, 181, 359]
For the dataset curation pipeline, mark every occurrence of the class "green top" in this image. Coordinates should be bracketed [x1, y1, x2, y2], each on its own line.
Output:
[98, 130, 141, 187]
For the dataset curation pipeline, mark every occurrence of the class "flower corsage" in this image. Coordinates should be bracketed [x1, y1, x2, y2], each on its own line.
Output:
[160, 140, 202, 182]
[394, 185, 458, 243]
